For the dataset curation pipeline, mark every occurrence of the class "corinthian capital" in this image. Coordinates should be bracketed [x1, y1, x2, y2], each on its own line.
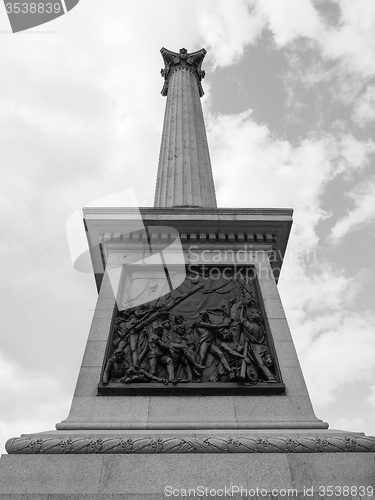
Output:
[160, 47, 207, 97]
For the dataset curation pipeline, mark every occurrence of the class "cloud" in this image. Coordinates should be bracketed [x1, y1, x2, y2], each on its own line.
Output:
[322, 0, 375, 78]
[251, 0, 375, 131]
[0, 352, 71, 454]
[338, 134, 375, 175]
[330, 416, 366, 433]
[330, 411, 375, 436]
[259, 0, 375, 79]
[207, 107, 373, 245]
[299, 312, 375, 406]
[352, 85, 375, 126]
[198, 0, 265, 67]
[258, 0, 324, 47]
[367, 385, 375, 408]
[330, 179, 375, 241]
[279, 255, 367, 351]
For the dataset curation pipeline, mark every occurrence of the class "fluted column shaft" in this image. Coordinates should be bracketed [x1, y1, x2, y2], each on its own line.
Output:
[154, 48, 217, 208]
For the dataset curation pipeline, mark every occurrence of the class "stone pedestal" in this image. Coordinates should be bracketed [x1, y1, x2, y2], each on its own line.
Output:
[52, 207, 325, 432]
[2, 430, 375, 498]
[2, 208, 374, 499]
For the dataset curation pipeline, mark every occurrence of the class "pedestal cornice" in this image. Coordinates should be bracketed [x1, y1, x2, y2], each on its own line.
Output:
[83, 206, 293, 289]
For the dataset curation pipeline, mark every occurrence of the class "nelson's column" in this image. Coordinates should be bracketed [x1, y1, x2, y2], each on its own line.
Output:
[1, 47, 375, 499]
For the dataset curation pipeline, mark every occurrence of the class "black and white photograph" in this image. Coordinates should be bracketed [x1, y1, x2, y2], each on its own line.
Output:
[1, 0, 374, 497]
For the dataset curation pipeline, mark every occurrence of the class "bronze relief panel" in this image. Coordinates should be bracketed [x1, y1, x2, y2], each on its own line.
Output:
[98, 266, 284, 395]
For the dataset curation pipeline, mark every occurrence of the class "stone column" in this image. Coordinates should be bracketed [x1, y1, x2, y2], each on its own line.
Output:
[154, 47, 217, 208]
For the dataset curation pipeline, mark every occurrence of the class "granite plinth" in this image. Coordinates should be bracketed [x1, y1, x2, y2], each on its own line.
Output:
[1, 429, 375, 499]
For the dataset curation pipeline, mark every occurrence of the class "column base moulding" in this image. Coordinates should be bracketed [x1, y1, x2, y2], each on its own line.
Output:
[6, 433, 375, 455]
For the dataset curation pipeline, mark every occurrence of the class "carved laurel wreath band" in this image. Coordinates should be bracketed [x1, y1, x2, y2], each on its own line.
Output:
[6, 435, 375, 455]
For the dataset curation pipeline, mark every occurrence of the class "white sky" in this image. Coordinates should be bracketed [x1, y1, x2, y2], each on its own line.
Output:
[1, 0, 375, 453]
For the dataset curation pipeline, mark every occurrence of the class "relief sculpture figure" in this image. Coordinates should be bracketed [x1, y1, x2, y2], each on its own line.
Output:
[121, 366, 168, 385]
[195, 311, 236, 380]
[167, 322, 205, 382]
[102, 351, 128, 385]
[114, 305, 152, 367]
[146, 325, 176, 383]
[240, 310, 278, 383]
